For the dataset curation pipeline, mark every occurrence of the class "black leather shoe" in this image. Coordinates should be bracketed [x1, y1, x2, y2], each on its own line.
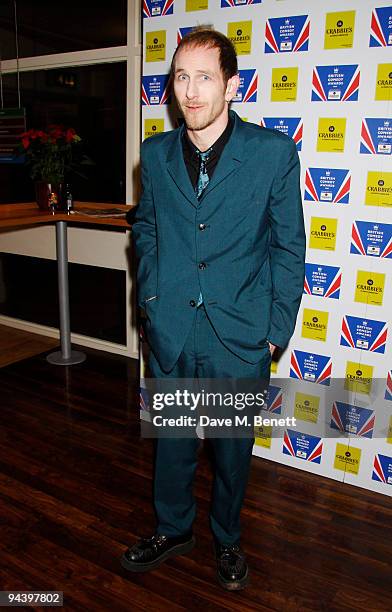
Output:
[121, 532, 195, 572]
[215, 542, 249, 590]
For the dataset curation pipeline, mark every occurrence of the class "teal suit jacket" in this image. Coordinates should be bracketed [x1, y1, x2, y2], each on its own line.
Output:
[132, 110, 306, 373]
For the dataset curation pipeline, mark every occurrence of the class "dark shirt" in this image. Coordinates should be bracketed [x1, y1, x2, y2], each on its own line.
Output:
[182, 115, 234, 192]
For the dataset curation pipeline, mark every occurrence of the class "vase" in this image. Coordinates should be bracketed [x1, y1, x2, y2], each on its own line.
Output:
[35, 181, 64, 211]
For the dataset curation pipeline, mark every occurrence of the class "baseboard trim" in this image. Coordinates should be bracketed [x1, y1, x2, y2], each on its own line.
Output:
[0, 315, 138, 359]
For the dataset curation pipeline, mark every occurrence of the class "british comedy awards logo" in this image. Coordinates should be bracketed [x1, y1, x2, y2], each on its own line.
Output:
[360, 119, 391, 155]
[143, 0, 174, 18]
[265, 15, 310, 53]
[304, 263, 341, 299]
[351, 220, 392, 259]
[142, 75, 170, 105]
[290, 350, 332, 385]
[370, 7, 392, 47]
[312, 65, 360, 102]
[331, 402, 375, 438]
[261, 118, 302, 150]
[305, 168, 350, 204]
[341, 315, 388, 354]
[232, 69, 258, 103]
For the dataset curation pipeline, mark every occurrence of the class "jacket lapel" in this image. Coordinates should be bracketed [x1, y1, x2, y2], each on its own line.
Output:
[165, 111, 246, 208]
[166, 127, 198, 208]
[199, 111, 245, 200]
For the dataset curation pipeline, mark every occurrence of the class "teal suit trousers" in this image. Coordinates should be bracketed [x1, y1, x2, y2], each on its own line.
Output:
[149, 304, 271, 546]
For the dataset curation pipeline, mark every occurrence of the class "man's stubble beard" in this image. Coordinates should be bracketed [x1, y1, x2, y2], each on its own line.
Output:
[179, 98, 226, 132]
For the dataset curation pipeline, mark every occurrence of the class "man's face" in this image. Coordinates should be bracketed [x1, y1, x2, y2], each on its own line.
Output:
[173, 45, 238, 132]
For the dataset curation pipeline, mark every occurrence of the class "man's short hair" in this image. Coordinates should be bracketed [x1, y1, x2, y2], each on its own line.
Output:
[170, 26, 238, 85]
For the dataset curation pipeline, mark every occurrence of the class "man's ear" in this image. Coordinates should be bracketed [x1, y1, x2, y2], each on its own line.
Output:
[225, 74, 240, 102]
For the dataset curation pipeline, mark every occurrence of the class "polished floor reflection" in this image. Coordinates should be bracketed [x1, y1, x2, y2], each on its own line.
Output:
[0, 339, 391, 611]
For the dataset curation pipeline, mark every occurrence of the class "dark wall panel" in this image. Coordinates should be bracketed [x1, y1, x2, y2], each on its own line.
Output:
[0, 253, 126, 345]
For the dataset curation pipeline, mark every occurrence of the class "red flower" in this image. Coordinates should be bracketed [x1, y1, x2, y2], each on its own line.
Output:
[65, 128, 76, 143]
[21, 137, 30, 149]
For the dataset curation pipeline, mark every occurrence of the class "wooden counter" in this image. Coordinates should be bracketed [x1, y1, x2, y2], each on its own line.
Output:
[0, 202, 133, 230]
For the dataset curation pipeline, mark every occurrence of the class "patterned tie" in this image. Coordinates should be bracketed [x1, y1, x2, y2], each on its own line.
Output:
[196, 147, 213, 199]
[195, 148, 212, 306]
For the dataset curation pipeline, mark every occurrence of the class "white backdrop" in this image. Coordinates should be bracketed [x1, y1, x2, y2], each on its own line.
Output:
[140, 0, 392, 496]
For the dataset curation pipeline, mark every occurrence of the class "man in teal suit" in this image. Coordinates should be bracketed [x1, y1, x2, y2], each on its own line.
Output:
[122, 28, 305, 590]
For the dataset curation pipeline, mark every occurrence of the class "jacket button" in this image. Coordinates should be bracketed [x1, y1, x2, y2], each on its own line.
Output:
[198, 262, 207, 270]
[189, 300, 196, 307]
[199, 223, 206, 231]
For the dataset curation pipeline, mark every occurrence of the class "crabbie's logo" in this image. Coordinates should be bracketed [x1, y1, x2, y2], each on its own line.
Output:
[145, 31, 166, 62]
[309, 217, 338, 251]
[317, 118, 346, 153]
[227, 21, 252, 55]
[365, 171, 392, 208]
[261, 118, 302, 150]
[185, 0, 208, 11]
[360, 119, 391, 155]
[304, 263, 341, 299]
[375, 64, 392, 100]
[271, 67, 298, 102]
[143, 0, 174, 18]
[265, 15, 310, 53]
[345, 361, 374, 395]
[144, 118, 164, 140]
[354, 270, 385, 306]
[370, 7, 392, 48]
[305, 168, 350, 204]
[254, 424, 272, 449]
[312, 65, 360, 102]
[334, 443, 361, 475]
[324, 11, 355, 49]
[294, 392, 320, 424]
[302, 308, 329, 342]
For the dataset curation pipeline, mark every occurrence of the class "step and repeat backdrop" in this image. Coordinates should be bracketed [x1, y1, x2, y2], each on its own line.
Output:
[139, 0, 392, 496]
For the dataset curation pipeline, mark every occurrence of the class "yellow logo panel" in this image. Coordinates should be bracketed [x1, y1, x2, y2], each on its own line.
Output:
[317, 118, 346, 153]
[309, 217, 338, 250]
[270, 358, 278, 375]
[345, 361, 374, 395]
[334, 443, 361, 475]
[227, 21, 252, 55]
[144, 118, 164, 140]
[324, 11, 355, 49]
[375, 64, 392, 101]
[302, 308, 329, 342]
[145, 31, 166, 63]
[387, 417, 392, 445]
[355, 270, 385, 306]
[186, 0, 208, 11]
[294, 392, 320, 424]
[271, 67, 298, 102]
[365, 171, 392, 208]
[254, 425, 272, 448]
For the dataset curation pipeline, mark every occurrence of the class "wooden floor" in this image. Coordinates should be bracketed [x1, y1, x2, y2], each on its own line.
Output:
[0, 324, 58, 367]
[0, 341, 391, 611]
